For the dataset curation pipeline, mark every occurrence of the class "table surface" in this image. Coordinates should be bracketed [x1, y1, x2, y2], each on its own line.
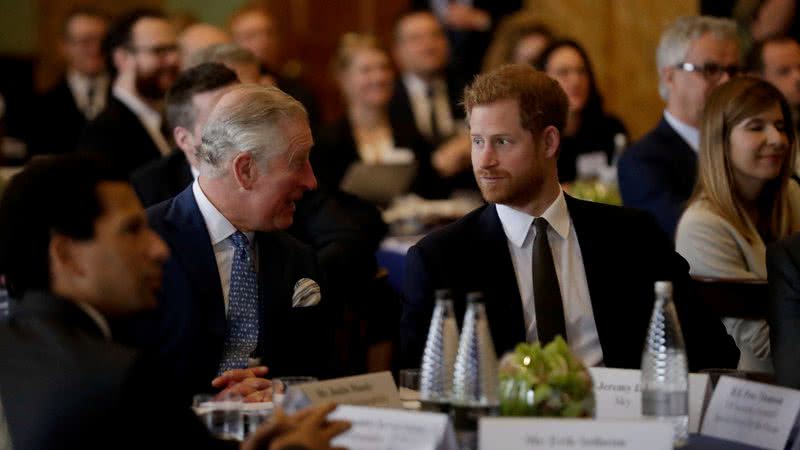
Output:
[686, 434, 762, 449]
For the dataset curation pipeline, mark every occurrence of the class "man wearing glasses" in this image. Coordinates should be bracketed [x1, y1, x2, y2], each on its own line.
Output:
[80, 9, 180, 175]
[618, 16, 741, 238]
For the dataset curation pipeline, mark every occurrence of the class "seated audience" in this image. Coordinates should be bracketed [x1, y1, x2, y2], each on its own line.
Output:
[314, 33, 447, 199]
[618, 16, 741, 238]
[0, 154, 349, 450]
[115, 84, 334, 401]
[177, 22, 230, 69]
[482, 12, 553, 71]
[676, 77, 800, 373]
[535, 39, 627, 182]
[189, 43, 265, 85]
[30, 7, 109, 157]
[390, 11, 474, 189]
[79, 8, 180, 175]
[767, 233, 800, 389]
[747, 36, 800, 131]
[401, 64, 738, 371]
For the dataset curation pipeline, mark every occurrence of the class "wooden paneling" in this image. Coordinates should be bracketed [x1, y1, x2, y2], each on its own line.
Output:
[523, 0, 697, 139]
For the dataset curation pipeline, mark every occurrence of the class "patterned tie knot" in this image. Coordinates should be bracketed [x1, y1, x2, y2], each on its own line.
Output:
[534, 217, 550, 234]
[230, 231, 250, 251]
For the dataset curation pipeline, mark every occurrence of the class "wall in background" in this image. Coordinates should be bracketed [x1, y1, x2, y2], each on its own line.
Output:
[0, 0, 37, 54]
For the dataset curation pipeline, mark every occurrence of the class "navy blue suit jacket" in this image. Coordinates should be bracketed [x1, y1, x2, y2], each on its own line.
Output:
[767, 233, 800, 389]
[401, 196, 738, 371]
[114, 186, 333, 400]
[617, 117, 697, 238]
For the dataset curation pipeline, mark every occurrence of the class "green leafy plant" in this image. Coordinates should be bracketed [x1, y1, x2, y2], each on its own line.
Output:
[498, 336, 595, 417]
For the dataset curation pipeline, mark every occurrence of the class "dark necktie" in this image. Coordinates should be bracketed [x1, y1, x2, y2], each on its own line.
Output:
[532, 217, 567, 344]
[218, 231, 259, 373]
[427, 84, 442, 147]
[84, 79, 97, 119]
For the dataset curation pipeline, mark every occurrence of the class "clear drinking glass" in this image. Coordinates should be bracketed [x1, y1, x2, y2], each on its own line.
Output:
[398, 368, 421, 410]
[192, 392, 244, 441]
[272, 376, 318, 406]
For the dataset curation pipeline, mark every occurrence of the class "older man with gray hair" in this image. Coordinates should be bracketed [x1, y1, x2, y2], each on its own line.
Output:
[115, 83, 333, 401]
[618, 16, 741, 238]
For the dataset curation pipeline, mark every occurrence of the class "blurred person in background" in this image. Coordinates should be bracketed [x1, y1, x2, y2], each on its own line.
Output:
[314, 33, 447, 199]
[483, 12, 553, 72]
[177, 22, 230, 69]
[675, 76, 800, 373]
[535, 39, 627, 183]
[79, 8, 180, 175]
[618, 16, 742, 238]
[189, 43, 266, 85]
[30, 8, 109, 157]
[748, 36, 800, 131]
[228, 4, 319, 130]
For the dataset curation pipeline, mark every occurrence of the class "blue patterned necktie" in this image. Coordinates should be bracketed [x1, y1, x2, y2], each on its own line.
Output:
[218, 231, 259, 373]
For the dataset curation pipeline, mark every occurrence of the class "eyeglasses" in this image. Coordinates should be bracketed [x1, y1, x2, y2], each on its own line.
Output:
[675, 62, 742, 81]
[128, 44, 178, 57]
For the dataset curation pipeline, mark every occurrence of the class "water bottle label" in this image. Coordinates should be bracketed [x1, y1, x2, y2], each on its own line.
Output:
[642, 390, 688, 416]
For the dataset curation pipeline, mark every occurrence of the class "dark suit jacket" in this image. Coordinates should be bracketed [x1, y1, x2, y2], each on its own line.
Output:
[28, 77, 93, 156]
[401, 196, 739, 371]
[767, 233, 800, 389]
[313, 116, 450, 199]
[617, 117, 697, 239]
[131, 150, 193, 208]
[78, 95, 163, 175]
[0, 291, 231, 450]
[388, 74, 466, 144]
[113, 186, 334, 400]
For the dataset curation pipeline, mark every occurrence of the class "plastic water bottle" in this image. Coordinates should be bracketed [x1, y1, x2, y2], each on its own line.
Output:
[420, 289, 460, 413]
[451, 292, 499, 450]
[641, 281, 689, 447]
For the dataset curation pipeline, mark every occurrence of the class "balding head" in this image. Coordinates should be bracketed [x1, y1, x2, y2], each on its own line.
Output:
[178, 23, 230, 69]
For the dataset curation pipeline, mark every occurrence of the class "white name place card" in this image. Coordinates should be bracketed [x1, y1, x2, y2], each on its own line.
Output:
[700, 376, 800, 450]
[588, 368, 710, 432]
[293, 371, 402, 409]
[478, 418, 672, 450]
[329, 405, 457, 450]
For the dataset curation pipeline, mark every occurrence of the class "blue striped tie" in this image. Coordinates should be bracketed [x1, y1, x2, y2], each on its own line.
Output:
[218, 231, 259, 373]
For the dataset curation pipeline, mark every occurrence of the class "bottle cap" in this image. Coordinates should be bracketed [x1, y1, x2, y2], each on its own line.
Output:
[466, 291, 484, 303]
[654, 281, 673, 297]
[435, 289, 452, 300]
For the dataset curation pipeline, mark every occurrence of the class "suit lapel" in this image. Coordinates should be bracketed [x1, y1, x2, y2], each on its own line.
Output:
[254, 233, 288, 364]
[163, 187, 226, 341]
[477, 205, 527, 350]
[656, 118, 698, 188]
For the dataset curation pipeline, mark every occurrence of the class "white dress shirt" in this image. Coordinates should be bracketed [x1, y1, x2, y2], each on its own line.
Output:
[193, 180, 255, 312]
[403, 73, 455, 140]
[495, 191, 604, 367]
[663, 110, 699, 152]
[75, 302, 112, 340]
[112, 85, 172, 156]
[67, 70, 108, 119]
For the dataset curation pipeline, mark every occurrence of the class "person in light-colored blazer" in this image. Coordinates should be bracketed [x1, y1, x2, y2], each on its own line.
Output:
[676, 76, 800, 373]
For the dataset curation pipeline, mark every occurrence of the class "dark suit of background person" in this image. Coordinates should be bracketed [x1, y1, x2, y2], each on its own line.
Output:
[617, 118, 697, 238]
[113, 186, 334, 400]
[131, 149, 193, 207]
[79, 95, 165, 175]
[28, 77, 107, 156]
[400, 196, 739, 371]
[0, 292, 235, 450]
[767, 233, 800, 389]
[313, 116, 450, 199]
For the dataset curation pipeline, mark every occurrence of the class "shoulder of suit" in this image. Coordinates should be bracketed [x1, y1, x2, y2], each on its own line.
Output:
[416, 204, 489, 248]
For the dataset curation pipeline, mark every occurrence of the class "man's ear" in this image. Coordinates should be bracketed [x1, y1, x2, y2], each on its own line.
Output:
[542, 125, 561, 159]
[661, 66, 675, 98]
[231, 152, 257, 189]
[173, 126, 193, 154]
[49, 234, 86, 280]
[112, 46, 129, 74]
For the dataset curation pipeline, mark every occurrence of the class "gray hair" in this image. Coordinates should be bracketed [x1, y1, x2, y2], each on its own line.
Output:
[197, 84, 308, 178]
[186, 42, 258, 69]
[656, 16, 740, 100]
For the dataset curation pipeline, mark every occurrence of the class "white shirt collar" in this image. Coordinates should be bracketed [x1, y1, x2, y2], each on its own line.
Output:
[74, 302, 112, 340]
[192, 179, 254, 246]
[496, 190, 571, 248]
[113, 85, 160, 124]
[190, 165, 199, 180]
[403, 73, 445, 97]
[663, 110, 699, 152]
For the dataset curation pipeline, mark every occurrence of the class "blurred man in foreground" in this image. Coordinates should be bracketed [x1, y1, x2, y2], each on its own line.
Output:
[0, 154, 348, 450]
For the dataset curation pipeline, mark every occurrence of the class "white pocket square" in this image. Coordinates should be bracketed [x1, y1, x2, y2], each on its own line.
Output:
[292, 278, 321, 307]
